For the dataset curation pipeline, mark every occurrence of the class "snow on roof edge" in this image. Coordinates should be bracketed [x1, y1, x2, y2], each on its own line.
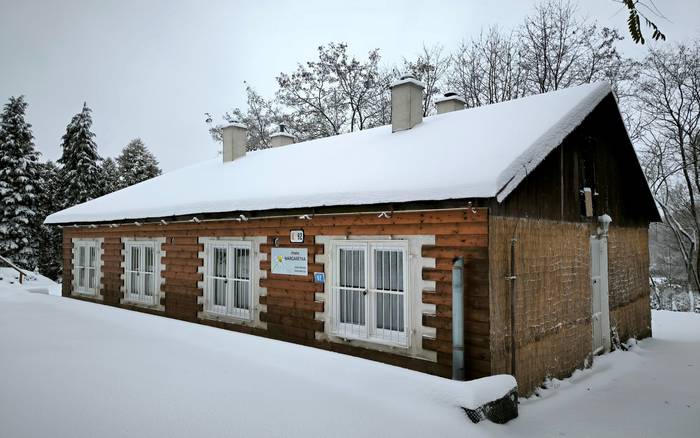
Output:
[494, 82, 612, 203]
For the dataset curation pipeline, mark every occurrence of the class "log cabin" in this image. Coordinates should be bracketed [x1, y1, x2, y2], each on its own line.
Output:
[45, 79, 659, 395]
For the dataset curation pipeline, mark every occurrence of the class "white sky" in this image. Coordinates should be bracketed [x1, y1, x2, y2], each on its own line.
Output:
[1, 0, 698, 172]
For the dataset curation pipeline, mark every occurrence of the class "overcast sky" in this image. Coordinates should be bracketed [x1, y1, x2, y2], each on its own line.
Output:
[1, 0, 698, 172]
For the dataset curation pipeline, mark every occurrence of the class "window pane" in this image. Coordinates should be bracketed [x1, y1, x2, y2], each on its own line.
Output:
[213, 247, 227, 277]
[78, 246, 85, 267]
[88, 268, 96, 289]
[129, 272, 139, 295]
[77, 267, 85, 287]
[213, 279, 226, 306]
[130, 246, 141, 271]
[376, 293, 404, 332]
[88, 246, 96, 268]
[144, 246, 155, 273]
[374, 250, 404, 292]
[374, 249, 405, 333]
[339, 248, 364, 288]
[144, 273, 154, 296]
[233, 248, 250, 280]
[339, 288, 365, 325]
[233, 281, 250, 310]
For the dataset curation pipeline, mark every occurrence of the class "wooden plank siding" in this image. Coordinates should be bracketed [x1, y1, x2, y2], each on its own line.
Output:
[486, 94, 659, 227]
[61, 208, 490, 380]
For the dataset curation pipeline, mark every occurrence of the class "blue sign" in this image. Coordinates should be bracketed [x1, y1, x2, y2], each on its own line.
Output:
[314, 272, 326, 284]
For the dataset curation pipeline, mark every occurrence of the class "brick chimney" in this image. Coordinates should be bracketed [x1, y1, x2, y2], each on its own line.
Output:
[222, 122, 247, 162]
[435, 92, 466, 114]
[390, 74, 425, 132]
[270, 124, 295, 148]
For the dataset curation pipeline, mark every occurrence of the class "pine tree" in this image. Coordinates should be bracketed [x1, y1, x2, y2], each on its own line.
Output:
[35, 161, 63, 279]
[116, 138, 161, 189]
[0, 96, 40, 269]
[101, 157, 120, 194]
[57, 102, 103, 208]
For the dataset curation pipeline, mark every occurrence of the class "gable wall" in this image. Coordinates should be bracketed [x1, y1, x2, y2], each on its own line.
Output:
[61, 208, 490, 380]
[489, 94, 658, 227]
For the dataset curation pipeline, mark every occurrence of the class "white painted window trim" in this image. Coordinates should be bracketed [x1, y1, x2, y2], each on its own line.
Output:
[203, 240, 253, 320]
[316, 235, 437, 362]
[71, 238, 103, 298]
[329, 239, 410, 347]
[120, 237, 165, 308]
[198, 236, 267, 328]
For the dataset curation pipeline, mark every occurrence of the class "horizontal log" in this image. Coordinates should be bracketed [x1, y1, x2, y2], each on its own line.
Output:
[422, 268, 451, 283]
[161, 257, 203, 267]
[161, 244, 203, 252]
[260, 295, 324, 312]
[259, 243, 324, 255]
[435, 234, 488, 247]
[260, 313, 324, 331]
[162, 271, 203, 282]
[265, 288, 316, 301]
[421, 245, 488, 259]
[422, 336, 452, 354]
[260, 278, 323, 292]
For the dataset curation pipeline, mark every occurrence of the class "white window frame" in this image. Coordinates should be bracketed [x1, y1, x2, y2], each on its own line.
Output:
[73, 239, 100, 296]
[330, 240, 409, 347]
[203, 240, 253, 320]
[124, 239, 160, 306]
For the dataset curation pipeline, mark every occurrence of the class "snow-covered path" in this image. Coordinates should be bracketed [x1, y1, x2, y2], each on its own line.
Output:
[1, 285, 698, 438]
[486, 310, 700, 438]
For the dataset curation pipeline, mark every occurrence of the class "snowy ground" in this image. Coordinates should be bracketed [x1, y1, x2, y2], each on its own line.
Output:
[0, 285, 513, 438]
[489, 310, 700, 437]
[0, 267, 61, 295]
[1, 286, 698, 438]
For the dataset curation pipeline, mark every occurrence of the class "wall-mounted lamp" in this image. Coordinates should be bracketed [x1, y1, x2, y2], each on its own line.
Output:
[598, 214, 612, 236]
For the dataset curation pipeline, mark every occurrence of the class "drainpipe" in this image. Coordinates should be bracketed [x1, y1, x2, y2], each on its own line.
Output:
[452, 257, 465, 380]
[508, 238, 517, 377]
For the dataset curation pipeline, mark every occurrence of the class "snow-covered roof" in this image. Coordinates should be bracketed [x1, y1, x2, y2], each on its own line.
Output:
[46, 82, 612, 224]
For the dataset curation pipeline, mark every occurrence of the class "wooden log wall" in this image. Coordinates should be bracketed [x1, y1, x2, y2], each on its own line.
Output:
[61, 208, 489, 379]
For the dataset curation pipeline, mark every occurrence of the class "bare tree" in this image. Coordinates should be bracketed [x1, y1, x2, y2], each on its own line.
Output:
[401, 44, 451, 115]
[317, 43, 389, 131]
[208, 85, 287, 151]
[448, 27, 526, 108]
[276, 43, 389, 138]
[637, 42, 700, 305]
[519, 0, 624, 93]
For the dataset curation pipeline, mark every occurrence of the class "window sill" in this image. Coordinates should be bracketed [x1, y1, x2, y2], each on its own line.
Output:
[72, 290, 101, 299]
[121, 298, 161, 310]
[199, 311, 253, 326]
[329, 331, 409, 349]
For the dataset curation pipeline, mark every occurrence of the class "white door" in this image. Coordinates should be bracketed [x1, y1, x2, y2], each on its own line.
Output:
[590, 236, 611, 355]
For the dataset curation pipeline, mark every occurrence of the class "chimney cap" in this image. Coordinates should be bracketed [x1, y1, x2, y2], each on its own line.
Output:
[271, 123, 295, 139]
[270, 131, 295, 139]
[223, 121, 247, 129]
[435, 92, 466, 105]
[390, 74, 425, 90]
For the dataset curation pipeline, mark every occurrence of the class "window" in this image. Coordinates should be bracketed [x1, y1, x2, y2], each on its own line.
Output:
[331, 240, 408, 346]
[125, 240, 159, 305]
[74, 240, 100, 295]
[204, 241, 252, 320]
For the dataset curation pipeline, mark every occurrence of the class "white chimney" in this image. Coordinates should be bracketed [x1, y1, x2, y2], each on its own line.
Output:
[435, 92, 466, 114]
[222, 122, 247, 162]
[269, 124, 295, 148]
[390, 74, 425, 132]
